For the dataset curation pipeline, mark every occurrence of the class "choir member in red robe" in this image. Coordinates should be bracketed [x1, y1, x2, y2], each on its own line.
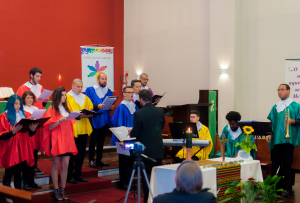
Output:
[21, 91, 44, 190]
[16, 67, 49, 174]
[0, 94, 38, 189]
[43, 87, 78, 201]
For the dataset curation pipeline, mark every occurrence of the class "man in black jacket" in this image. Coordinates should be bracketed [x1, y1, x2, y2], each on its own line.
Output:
[130, 89, 165, 203]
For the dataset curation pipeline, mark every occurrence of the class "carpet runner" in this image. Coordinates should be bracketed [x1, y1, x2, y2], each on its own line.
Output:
[69, 188, 143, 203]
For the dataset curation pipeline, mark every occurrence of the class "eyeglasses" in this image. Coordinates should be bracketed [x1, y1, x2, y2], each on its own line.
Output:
[277, 89, 286, 92]
[125, 92, 134, 94]
[141, 78, 149, 81]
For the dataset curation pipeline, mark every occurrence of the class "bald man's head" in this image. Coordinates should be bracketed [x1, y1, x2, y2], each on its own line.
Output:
[139, 73, 149, 86]
[72, 78, 83, 94]
[97, 72, 107, 87]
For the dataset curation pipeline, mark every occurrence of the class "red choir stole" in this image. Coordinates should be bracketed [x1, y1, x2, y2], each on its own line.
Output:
[0, 113, 35, 168]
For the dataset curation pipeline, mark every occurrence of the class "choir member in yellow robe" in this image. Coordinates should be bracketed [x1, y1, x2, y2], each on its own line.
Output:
[176, 110, 213, 161]
[66, 79, 94, 184]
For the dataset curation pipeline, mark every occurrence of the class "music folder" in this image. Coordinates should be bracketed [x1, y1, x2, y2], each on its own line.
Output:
[238, 121, 273, 135]
[80, 109, 103, 116]
[152, 91, 166, 105]
[16, 117, 50, 133]
[168, 122, 198, 139]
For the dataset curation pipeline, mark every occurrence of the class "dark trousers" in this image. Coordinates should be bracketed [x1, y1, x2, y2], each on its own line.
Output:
[89, 125, 109, 162]
[142, 159, 162, 203]
[271, 143, 294, 191]
[22, 162, 35, 186]
[68, 134, 88, 178]
[119, 154, 134, 186]
[33, 150, 38, 168]
[3, 163, 22, 189]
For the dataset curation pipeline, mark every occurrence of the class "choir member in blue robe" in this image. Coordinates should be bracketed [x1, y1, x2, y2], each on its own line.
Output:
[111, 86, 139, 189]
[85, 72, 114, 167]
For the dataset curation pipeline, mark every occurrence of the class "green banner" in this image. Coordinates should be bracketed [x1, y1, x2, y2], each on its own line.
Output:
[209, 91, 217, 158]
[0, 101, 52, 114]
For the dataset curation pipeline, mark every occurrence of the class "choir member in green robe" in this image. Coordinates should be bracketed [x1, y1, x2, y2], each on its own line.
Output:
[215, 111, 255, 158]
[267, 84, 300, 197]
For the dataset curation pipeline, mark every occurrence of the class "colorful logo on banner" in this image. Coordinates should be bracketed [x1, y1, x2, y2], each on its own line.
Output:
[87, 61, 108, 80]
[81, 48, 114, 55]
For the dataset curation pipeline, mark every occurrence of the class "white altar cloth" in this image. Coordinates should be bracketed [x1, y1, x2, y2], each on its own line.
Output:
[148, 157, 263, 203]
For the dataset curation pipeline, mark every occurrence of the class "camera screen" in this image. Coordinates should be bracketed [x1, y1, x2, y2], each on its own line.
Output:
[124, 143, 135, 150]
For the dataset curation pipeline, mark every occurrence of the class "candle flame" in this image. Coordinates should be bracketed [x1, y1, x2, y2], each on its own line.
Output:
[59, 74, 61, 79]
[188, 127, 191, 132]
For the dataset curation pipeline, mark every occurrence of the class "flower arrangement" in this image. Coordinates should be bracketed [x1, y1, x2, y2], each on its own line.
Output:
[219, 175, 284, 203]
[235, 126, 257, 154]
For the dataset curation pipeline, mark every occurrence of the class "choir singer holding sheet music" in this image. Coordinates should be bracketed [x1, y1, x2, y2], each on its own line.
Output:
[111, 86, 139, 190]
[129, 89, 165, 203]
[16, 67, 49, 175]
[85, 72, 114, 167]
[66, 79, 94, 184]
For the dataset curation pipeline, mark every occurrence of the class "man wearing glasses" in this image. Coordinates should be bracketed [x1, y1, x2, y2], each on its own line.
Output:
[110, 86, 139, 190]
[267, 84, 300, 197]
[139, 73, 154, 96]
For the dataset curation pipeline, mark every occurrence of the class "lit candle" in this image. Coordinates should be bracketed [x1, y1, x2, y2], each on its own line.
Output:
[58, 75, 62, 87]
[186, 127, 193, 148]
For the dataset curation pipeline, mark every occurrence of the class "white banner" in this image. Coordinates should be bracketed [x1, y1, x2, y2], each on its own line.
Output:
[285, 59, 300, 103]
[81, 46, 114, 92]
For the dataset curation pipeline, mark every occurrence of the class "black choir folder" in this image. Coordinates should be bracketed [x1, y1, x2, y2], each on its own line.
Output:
[152, 91, 167, 105]
[16, 117, 50, 133]
[80, 109, 103, 116]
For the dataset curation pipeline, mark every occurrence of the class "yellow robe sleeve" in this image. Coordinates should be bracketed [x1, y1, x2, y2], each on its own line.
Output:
[175, 125, 213, 160]
[66, 94, 93, 138]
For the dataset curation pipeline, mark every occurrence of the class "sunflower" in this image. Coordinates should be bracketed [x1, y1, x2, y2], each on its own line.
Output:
[243, 126, 254, 135]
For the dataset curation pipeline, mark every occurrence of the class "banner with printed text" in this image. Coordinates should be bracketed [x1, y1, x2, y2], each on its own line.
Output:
[285, 59, 300, 103]
[81, 46, 114, 92]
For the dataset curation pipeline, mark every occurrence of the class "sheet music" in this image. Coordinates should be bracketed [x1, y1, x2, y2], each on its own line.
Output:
[116, 142, 130, 156]
[109, 126, 135, 141]
[31, 109, 46, 119]
[102, 96, 117, 110]
[68, 111, 82, 120]
[37, 89, 53, 101]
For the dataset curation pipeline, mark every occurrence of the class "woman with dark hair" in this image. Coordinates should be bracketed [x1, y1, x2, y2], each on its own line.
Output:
[43, 87, 78, 201]
[21, 91, 42, 190]
[0, 94, 38, 189]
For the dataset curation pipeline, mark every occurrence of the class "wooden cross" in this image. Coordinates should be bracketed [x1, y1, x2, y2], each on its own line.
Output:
[218, 134, 229, 166]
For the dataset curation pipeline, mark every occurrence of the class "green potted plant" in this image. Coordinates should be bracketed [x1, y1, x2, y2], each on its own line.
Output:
[218, 175, 284, 203]
[235, 126, 257, 161]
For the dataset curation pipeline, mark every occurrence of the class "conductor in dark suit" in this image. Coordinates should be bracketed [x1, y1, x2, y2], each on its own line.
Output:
[130, 89, 165, 203]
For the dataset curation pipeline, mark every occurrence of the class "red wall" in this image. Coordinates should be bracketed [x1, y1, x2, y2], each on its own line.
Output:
[0, 1, 124, 105]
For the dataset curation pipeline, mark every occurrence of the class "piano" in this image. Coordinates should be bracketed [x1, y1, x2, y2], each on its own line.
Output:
[163, 139, 210, 147]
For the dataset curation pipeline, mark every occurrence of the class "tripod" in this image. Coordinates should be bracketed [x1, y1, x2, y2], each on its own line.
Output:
[123, 149, 155, 203]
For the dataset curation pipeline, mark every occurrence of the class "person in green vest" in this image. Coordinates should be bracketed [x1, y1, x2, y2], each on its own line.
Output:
[266, 84, 300, 197]
[214, 111, 255, 158]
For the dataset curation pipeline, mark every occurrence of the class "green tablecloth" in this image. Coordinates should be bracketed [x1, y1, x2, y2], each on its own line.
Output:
[0, 101, 52, 114]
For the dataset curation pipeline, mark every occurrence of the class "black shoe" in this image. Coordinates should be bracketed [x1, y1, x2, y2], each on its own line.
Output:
[23, 184, 32, 191]
[119, 184, 128, 190]
[89, 160, 97, 168]
[34, 167, 44, 175]
[67, 177, 78, 184]
[75, 176, 88, 182]
[60, 187, 68, 200]
[282, 190, 290, 197]
[54, 188, 63, 201]
[96, 160, 110, 166]
[30, 182, 42, 189]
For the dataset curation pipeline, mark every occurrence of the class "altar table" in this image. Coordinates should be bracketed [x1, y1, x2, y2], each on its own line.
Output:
[148, 157, 263, 202]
